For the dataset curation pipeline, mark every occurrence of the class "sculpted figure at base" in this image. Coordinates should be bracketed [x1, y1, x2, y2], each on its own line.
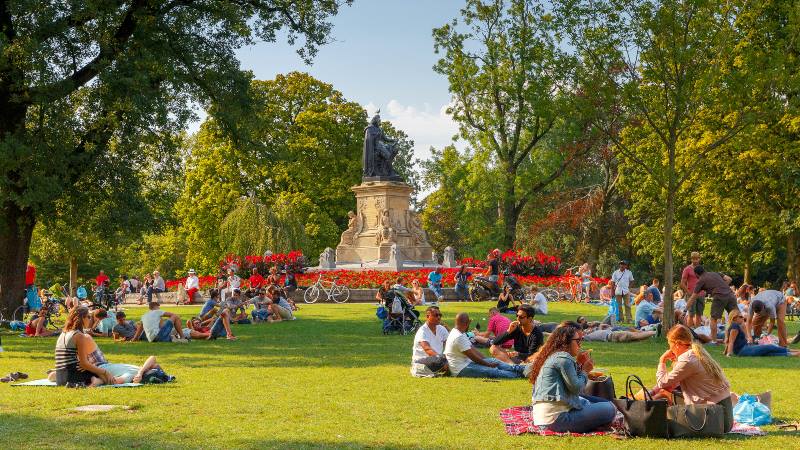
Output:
[376, 209, 396, 245]
[339, 211, 361, 246]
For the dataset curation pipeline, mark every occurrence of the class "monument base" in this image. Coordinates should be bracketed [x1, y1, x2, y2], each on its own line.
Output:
[334, 180, 434, 268]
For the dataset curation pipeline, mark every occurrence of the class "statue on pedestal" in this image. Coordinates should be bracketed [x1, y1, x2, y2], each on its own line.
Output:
[362, 112, 402, 181]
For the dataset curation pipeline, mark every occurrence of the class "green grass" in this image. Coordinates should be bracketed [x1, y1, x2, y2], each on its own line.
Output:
[1, 302, 798, 449]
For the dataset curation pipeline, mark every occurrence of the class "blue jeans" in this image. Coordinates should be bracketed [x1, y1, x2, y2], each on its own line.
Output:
[252, 309, 269, 321]
[737, 344, 789, 357]
[428, 282, 443, 300]
[147, 286, 164, 302]
[153, 321, 174, 342]
[546, 396, 617, 433]
[456, 358, 525, 379]
[200, 299, 217, 317]
[454, 283, 469, 301]
[210, 316, 227, 338]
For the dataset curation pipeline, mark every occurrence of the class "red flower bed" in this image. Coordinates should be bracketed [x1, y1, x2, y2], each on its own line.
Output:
[458, 249, 562, 277]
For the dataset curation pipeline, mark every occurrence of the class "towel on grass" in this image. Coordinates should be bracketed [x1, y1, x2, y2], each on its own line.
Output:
[500, 406, 765, 437]
[11, 379, 142, 388]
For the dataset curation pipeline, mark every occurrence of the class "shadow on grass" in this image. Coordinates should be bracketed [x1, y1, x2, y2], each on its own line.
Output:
[0, 412, 446, 450]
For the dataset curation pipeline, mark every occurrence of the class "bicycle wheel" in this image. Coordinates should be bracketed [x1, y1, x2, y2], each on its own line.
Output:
[12, 305, 30, 322]
[303, 285, 321, 304]
[331, 285, 350, 303]
[47, 303, 68, 330]
[540, 288, 559, 303]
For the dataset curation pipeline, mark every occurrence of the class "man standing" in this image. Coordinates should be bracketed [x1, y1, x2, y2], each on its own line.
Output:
[745, 290, 788, 347]
[610, 260, 634, 323]
[95, 269, 109, 287]
[444, 313, 525, 379]
[410, 306, 449, 377]
[490, 305, 544, 364]
[25, 261, 41, 312]
[687, 266, 737, 345]
[680, 251, 703, 327]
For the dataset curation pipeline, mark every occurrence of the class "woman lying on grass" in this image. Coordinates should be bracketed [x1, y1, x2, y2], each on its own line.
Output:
[647, 325, 734, 432]
[529, 322, 617, 433]
[726, 315, 800, 357]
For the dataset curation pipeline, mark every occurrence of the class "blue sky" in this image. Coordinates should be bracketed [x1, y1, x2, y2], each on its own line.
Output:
[231, 0, 466, 161]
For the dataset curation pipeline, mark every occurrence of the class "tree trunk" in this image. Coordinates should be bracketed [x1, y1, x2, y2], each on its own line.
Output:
[501, 164, 518, 249]
[0, 202, 36, 318]
[69, 256, 78, 296]
[742, 251, 752, 285]
[788, 233, 799, 282]
[662, 191, 676, 332]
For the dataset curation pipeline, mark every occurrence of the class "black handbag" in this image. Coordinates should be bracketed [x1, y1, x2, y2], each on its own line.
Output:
[611, 375, 669, 438]
[667, 404, 725, 438]
[583, 375, 616, 400]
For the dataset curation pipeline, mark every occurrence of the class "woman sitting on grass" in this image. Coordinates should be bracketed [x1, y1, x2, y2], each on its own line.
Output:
[54, 306, 117, 387]
[649, 325, 734, 432]
[529, 323, 617, 433]
[726, 314, 800, 357]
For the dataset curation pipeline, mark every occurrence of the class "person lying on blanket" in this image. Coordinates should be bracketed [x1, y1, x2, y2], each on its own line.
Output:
[529, 322, 617, 433]
[640, 324, 734, 433]
[49, 355, 168, 386]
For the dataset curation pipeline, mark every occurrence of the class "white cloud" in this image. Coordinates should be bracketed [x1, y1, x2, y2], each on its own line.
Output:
[364, 99, 462, 162]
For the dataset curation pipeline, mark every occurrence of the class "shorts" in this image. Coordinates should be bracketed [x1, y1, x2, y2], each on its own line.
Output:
[688, 297, 705, 316]
[710, 296, 738, 319]
[609, 331, 632, 342]
[274, 304, 293, 320]
[99, 363, 140, 384]
[55, 366, 94, 386]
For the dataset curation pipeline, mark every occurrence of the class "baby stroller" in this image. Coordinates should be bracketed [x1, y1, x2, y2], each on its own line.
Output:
[378, 290, 421, 335]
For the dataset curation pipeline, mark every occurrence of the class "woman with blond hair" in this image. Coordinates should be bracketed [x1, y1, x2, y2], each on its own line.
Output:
[649, 325, 734, 432]
[529, 323, 617, 433]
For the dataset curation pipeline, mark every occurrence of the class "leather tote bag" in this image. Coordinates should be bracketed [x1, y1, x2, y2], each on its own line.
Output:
[582, 375, 616, 400]
[611, 375, 669, 438]
[667, 404, 725, 438]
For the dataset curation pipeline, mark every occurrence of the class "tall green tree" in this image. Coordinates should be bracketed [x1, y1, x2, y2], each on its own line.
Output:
[0, 0, 350, 315]
[433, 0, 591, 249]
[557, 0, 769, 328]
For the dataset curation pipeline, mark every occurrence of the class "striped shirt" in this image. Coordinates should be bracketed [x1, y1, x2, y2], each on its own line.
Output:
[55, 330, 81, 370]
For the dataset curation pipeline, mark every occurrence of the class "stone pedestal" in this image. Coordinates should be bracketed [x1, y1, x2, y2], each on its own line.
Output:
[335, 181, 433, 265]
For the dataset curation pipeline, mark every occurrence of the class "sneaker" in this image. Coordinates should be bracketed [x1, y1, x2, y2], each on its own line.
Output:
[792, 333, 800, 345]
[171, 336, 189, 344]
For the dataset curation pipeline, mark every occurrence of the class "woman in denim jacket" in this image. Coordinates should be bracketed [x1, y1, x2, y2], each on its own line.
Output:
[529, 323, 617, 432]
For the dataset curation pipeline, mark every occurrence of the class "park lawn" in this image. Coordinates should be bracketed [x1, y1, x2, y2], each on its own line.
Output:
[0, 301, 798, 450]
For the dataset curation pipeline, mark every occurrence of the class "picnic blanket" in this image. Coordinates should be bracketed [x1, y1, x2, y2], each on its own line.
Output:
[500, 406, 765, 437]
[11, 379, 142, 388]
[499, 406, 623, 436]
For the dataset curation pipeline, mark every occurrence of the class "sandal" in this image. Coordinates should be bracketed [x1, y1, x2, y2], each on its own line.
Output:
[0, 376, 13, 383]
[226, 335, 238, 341]
[11, 372, 28, 380]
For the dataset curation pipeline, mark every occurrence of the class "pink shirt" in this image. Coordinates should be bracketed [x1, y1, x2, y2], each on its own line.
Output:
[655, 350, 730, 405]
[682, 264, 702, 295]
[488, 314, 513, 348]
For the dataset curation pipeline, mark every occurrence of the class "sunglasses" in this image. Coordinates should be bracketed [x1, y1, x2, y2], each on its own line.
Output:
[571, 337, 583, 344]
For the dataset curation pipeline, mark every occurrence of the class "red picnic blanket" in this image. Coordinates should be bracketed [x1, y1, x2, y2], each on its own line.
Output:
[499, 406, 623, 436]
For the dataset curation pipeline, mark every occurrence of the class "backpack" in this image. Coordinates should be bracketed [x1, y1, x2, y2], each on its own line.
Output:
[391, 298, 404, 315]
[142, 367, 175, 384]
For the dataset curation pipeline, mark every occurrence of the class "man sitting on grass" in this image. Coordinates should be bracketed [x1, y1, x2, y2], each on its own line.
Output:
[634, 289, 662, 329]
[489, 305, 544, 364]
[444, 312, 526, 379]
[267, 286, 294, 322]
[411, 306, 449, 377]
[472, 307, 513, 349]
[89, 309, 117, 337]
[133, 302, 188, 343]
[112, 311, 143, 341]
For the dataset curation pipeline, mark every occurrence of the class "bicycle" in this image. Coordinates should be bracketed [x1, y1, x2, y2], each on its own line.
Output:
[303, 274, 351, 304]
[13, 292, 68, 331]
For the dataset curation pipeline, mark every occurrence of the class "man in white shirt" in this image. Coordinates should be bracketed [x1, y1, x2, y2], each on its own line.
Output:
[444, 312, 525, 379]
[411, 306, 449, 377]
[184, 269, 200, 304]
[133, 302, 187, 343]
[610, 260, 635, 323]
[529, 286, 548, 315]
